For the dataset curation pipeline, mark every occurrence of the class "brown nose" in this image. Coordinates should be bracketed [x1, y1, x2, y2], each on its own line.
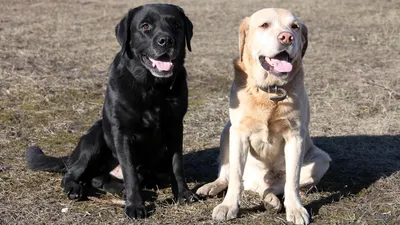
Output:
[278, 32, 294, 45]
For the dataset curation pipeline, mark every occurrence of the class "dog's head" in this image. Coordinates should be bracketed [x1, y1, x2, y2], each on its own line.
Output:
[115, 4, 193, 78]
[238, 8, 308, 86]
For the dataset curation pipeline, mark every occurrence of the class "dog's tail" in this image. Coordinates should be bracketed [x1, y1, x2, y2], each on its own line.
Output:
[26, 146, 68, 173]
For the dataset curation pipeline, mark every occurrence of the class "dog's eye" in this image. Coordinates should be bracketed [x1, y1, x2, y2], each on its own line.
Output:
[142, 23, 150, 30]
[174, 22, 181, 29]
[291, 23, 300, 29]
[261, 23, 269, 28]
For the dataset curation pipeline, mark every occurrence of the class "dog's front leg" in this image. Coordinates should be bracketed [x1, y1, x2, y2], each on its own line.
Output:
[166, 122, 198, 204]
[284, 132, 309, 225]
[212, 126, 249, 221]
[114, 133, 146, 220]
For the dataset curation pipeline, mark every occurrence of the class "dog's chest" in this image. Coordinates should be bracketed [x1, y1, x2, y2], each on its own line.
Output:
[140, 105, 161, 129]
[139, 90, 173, 123]
[245, 108, 294, 161]
[133, 90, 183, 140]
[248, 121, 285, 158]
[133, 92, 182, 164]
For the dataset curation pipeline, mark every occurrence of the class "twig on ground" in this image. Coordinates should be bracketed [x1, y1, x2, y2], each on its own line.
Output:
[366, 79, 400, 98]
[87, 196, 126, 206]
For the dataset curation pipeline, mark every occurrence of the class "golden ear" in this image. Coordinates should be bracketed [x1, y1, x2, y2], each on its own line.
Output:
[300, 22, 308, 58]
[239, 17, 250, 61]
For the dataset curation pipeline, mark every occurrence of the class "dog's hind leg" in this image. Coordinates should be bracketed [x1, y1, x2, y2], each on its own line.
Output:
[62, 120, 111, 200]
[299, 144, 331, 189]
[196, 122, 230, 197]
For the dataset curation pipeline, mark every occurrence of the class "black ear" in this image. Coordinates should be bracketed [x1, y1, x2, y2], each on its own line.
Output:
[115, 7, 141, 56]
[300, 22, 308, 58]
[175, 6, 193, 52]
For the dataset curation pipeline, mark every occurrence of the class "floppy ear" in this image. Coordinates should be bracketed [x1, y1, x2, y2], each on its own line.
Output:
[175, 6, 193, 52]
[300, 22, 308, 58]
[115, 7, 141, 56]
[239, 17, 250, 61]
[183, 16, 193, 52]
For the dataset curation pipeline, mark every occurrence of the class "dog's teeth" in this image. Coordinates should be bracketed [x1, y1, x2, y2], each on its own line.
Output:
[152, 62, 156, 68]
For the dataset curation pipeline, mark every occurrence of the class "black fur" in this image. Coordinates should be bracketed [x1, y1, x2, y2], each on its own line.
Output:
[26, 4, 197, 220]
[26, 146, 68, 173]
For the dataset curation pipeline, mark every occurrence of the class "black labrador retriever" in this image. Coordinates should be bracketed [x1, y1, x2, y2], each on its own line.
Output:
[26, 4, 197, 220]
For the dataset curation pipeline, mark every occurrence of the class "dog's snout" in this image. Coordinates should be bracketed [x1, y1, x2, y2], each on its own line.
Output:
[278, 32, 294, 45]
[157, 35, 174, 48]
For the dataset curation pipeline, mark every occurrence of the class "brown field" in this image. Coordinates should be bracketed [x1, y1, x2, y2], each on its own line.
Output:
[1, 0, 399, 224]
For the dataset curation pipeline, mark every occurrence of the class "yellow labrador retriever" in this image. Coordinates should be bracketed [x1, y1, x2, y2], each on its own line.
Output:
[196, 8, 331, 224]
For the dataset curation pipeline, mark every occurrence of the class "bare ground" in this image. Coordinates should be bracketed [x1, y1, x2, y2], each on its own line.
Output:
[1, 0, 399, 224]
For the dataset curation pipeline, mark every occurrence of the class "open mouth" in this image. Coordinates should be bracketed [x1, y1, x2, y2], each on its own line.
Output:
[141, 54, 174, 78]
[259, 51, 293, 76]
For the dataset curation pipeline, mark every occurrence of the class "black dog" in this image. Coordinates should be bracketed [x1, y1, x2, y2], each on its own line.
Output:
[26, 4, 197, 220]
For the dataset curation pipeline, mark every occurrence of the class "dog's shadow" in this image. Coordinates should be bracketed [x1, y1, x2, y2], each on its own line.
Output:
[184, 147, 220, 185]
[307, 135, 400, 215]
[184, 135, 400, 215]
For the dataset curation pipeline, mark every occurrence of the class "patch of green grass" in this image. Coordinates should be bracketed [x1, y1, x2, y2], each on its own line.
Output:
[0, 110, 14, 125]
[354, 188, 369, 198]
[46, 131, 78, 146]
[19, 104, 38, 111]
[188, 96, 206, 109]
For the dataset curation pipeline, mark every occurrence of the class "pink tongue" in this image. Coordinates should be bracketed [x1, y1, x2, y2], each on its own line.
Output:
[269, 58, 293, 73]
[149, 58, 173, 71]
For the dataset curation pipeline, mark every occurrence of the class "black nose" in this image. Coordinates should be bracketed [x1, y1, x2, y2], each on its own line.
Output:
[157, 35, 174, 48]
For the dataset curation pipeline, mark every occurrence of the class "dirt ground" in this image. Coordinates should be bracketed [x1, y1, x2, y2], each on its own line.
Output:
[1, 0, 399, 224]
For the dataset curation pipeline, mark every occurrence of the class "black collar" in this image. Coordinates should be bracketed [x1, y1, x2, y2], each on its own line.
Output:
[258, 85, 287, 102]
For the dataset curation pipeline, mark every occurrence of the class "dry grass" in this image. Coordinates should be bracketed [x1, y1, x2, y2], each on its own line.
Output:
[1, 0, 399, 224]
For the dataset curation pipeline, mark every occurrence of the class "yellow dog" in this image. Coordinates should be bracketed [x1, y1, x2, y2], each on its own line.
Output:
[197, 8, 331, 225]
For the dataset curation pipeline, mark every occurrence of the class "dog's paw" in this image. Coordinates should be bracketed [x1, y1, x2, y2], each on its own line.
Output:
[285, 205, 310, 225]
[177, 189, 199, 204]
[196, 181, 227, 197]
[263, 192, 282, 212]
[124, 204, 147, 220]
[64, 181, 84, 200]
[212, 203, 239, 221]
